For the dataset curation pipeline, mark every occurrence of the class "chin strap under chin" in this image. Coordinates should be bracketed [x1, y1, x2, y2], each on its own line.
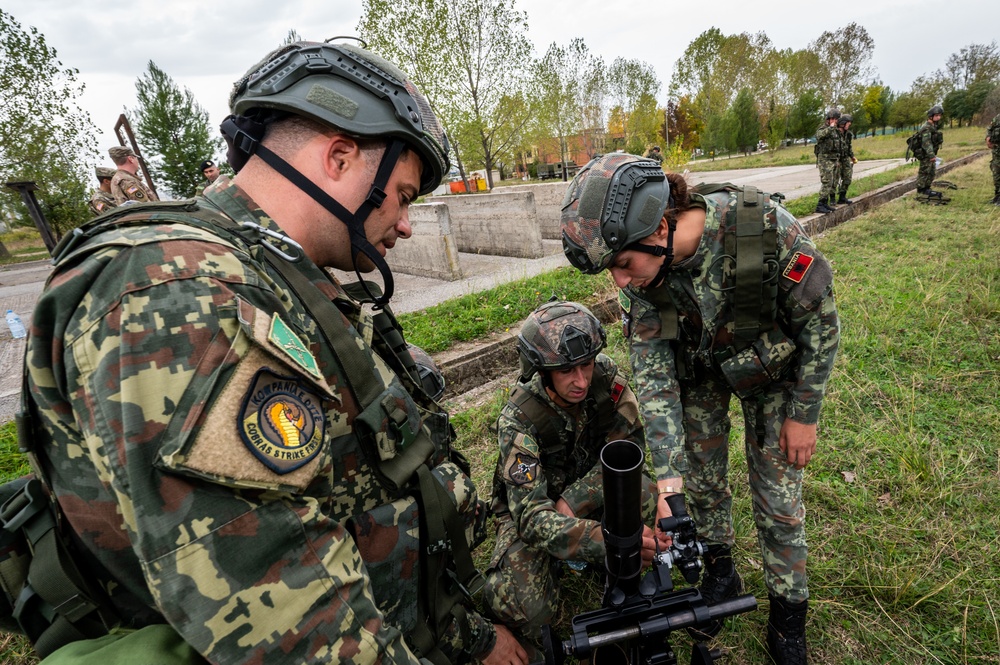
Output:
[625, 213, 677, 289]
[221, 115, 405, 309]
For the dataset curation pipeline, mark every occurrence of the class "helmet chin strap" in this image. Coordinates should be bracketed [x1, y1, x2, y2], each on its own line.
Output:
[623, 213, 677, 289]
[221, 115, 405, 309]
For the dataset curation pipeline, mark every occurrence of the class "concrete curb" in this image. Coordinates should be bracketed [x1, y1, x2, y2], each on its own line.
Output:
[434, 151, 990, 403]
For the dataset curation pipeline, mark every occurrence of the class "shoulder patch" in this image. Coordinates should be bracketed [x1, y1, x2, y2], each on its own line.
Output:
[610, 374, 627, 404]
[619, 289, 632, 338]
[239, 369, 326, 474]
[268, 313, 322, 379]
[782, 251, 814, 284]
[508, 452, 539, 486]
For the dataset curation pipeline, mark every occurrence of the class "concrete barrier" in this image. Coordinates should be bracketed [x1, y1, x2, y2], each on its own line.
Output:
[503, 181, 571, 239]
[426, 191, 545, 258]
[385, 203, 463, 281]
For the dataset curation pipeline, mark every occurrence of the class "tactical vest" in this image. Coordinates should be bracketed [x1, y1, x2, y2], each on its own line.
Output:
[4, 200, 481, 664]
[635, 184, 795, 396]
[490, 362, 630, 516]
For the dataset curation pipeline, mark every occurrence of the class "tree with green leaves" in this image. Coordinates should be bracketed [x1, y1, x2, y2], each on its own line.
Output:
[532, 39, 589, 180]
[809, 23, 875, 105]
[787, 89, 824, 142]
[0, 8, 97, 238]
[944, 41, 1000, 89]
[764, 98, 787, 152]
[606, 56, 661, 155]
[130, 61, 222, 199]
[358, 0, 532, 189]
[728, 88, 760, 154]
[859, 84, 885, 137]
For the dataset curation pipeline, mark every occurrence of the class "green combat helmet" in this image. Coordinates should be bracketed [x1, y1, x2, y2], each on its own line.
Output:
[927, 104, 944, 118]
[517, 300, 606, 380]
[407, 343, 446, 401]
[837, 113, 853, 127]
[221, 40, 450, 306]
[826, 108, 841, 121]
[561, 153, 671, 274]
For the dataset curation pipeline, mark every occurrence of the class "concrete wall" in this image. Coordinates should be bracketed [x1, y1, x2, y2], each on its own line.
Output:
[385, 203, 463, 281]
[504, 181, 571, 239]
[426, 191, 545, 258]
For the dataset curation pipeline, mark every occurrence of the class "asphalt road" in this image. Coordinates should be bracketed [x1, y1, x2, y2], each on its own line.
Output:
[0, 159, 905, 424]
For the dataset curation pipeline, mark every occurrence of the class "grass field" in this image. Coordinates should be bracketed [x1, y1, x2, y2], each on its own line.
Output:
[0, 155, 996, 664]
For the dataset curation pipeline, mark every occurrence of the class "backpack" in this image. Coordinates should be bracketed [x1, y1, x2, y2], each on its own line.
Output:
[906, 129, 926, 159]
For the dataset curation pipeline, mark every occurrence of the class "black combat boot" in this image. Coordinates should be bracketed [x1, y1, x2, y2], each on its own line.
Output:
[836, 193, 852, 204]
[689, 544, 743, 640]
[992, 193, 1000, 206]
[814, 198, 833, 214]
[767, 595, 808, 665]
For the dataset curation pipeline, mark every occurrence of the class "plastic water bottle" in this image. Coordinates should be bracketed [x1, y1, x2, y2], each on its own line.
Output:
[565, 560, 587, 573]
[5, 310, 26, 339]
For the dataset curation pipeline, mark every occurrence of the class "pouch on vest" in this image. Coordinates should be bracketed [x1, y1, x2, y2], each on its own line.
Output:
[717, 326, 797, 400]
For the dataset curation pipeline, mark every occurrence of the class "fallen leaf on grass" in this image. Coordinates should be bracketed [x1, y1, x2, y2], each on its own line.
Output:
[841, 471, 856, 483]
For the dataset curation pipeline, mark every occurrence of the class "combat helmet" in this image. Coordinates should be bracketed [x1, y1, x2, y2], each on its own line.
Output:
[518, 300, 606, 380]
[561, 153, 671, 274]
[927, 104, 944, 117]
[407, 344, 446, 401]
[221, 40, 450, 307]
[837, 113, 853, 126]
[825, 108, 841, 120]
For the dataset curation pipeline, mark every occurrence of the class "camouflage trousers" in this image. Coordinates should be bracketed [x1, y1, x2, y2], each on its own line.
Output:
[916, 155, 937, 190]
[817, 158, 841, 201]
[991, 148, 1000, 196]
[837, 157, 854, 198]
[481, 474, 657, 640]
[680, 374, 808, 603]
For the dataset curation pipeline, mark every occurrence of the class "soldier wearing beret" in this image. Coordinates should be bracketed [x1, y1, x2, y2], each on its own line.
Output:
[88, 166, 118, 216]
[200, 159, 231, 195]
[108, 145, 158, 204]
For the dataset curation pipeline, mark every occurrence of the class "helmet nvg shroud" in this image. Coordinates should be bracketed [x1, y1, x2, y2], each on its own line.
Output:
[518, 300, 606, 379]
[221, 40, 450, 307]
[561, 153, 671, 275]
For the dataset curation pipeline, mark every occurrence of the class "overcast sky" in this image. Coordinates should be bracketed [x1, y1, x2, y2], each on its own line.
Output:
[5, 0, 999, 163]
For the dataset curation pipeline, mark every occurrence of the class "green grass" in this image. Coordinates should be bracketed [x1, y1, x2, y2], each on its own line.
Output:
[454, 157, 1000, 664]
[399, 267, 616, 353]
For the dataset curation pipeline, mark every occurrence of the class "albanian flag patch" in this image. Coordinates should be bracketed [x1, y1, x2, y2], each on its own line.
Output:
[782, 251, 814, 284]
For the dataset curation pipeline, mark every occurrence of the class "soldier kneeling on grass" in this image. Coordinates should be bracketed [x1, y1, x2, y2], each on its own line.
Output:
[481, 300, 658, 650]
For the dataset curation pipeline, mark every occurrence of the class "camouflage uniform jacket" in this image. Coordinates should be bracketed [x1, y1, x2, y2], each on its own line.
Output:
[814, 124, 842, 159]
[986, 113, 1000, 146]
[24, 182, 492, 663]
[839, 130, 854, 159]
[490, 355, 642, 565]
[917, 119, 943, 158]
[619, 190, 840, 482]
[88, 189, 117, 216]
[202, 174, 232, 196]
[109, 169, 158, 204]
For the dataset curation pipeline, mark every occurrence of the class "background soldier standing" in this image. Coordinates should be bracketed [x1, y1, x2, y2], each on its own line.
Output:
[835, 113, 857, 205]
[814, 109, 842, 214]
[986, 112, 1000, 205]
[646, 145, 664, 164]
[482, 301, 657, 647]
[107, 145, 158, 204]
[915, 104, 945, 199]
[88, 166, 118, 216]
[199, 158, 231, 195]
[561, 153, 840, 664]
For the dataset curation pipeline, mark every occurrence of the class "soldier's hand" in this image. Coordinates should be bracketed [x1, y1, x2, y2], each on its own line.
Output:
[554, 497, 575, 518]
[482, 624, 529, 665]
[641, 524, 658, 567]
[655, 494, 675, 549]
[779, 419, 817, 469]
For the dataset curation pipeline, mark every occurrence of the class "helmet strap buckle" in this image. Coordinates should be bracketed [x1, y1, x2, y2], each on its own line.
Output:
[366, 184, 387, 209]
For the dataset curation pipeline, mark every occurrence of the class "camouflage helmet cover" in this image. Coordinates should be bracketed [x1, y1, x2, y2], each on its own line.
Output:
[826, 108, 841, 120]
[837, 113, 853, 126]
[927, 104, 944, 117]
[228, 41, 449, 195]
[561, 153, 670, 274]
[518, 300, 606, 377]
[406, 344, 445, 401]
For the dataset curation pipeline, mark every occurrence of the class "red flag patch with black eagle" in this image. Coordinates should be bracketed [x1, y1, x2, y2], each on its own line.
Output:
[782, 251, 814, 284]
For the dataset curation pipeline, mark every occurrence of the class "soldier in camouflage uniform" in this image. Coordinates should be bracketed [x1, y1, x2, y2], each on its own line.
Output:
[23, 42, 527, 665]
[645, 145, 664, 164]
[88, 166, 118, 216]
[985, 112, 1000, 205]
[482, 301, 657, 644]
[561, 153, 840, 664]
[814, 108, 842, 214]
[835, 113, 857, 205]
[915, 105, 945, 198]
[200, 159, 232, 195]
[107, 145, 159, 204]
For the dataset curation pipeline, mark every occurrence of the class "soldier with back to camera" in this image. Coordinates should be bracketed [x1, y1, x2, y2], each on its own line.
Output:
[107, 145, 158, 204]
